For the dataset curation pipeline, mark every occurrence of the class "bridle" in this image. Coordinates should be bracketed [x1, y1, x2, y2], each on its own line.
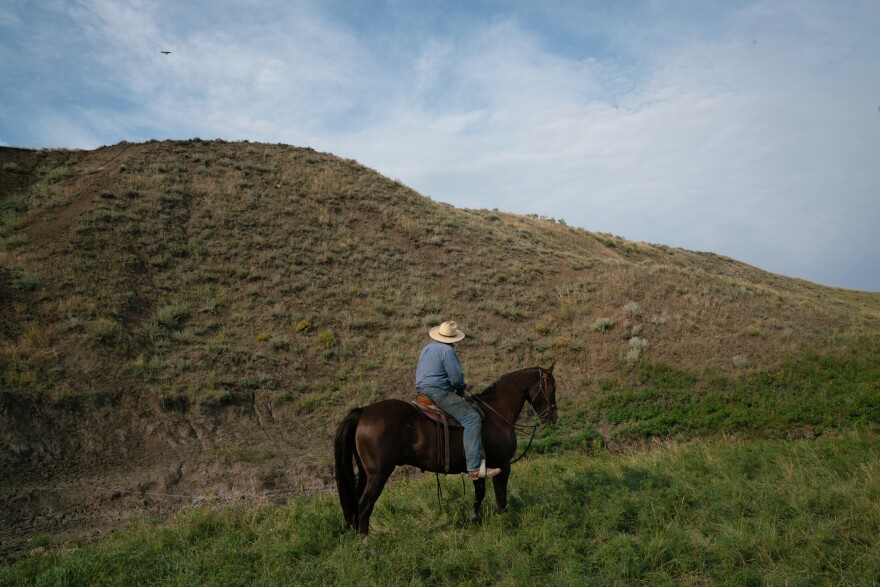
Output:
[527, 367, 557, 422]
[465, 367, 556, 464]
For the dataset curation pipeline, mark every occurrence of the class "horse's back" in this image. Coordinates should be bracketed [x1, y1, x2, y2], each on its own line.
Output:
[359, 398, 415, 419]
[356, 398, 418, 439]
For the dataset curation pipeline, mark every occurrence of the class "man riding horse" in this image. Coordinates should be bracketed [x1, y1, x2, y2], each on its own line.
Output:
[415, 320, 501, 480]
[334, 321, 557, 535]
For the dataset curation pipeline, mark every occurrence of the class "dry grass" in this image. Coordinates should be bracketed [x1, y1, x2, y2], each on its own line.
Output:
[1, 138, 878, 407]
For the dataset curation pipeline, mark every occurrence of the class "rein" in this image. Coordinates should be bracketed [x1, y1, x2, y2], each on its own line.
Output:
[509, 421, 540, 465]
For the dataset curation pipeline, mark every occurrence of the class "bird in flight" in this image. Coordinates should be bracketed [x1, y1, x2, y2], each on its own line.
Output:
[161, 51, 171, 55]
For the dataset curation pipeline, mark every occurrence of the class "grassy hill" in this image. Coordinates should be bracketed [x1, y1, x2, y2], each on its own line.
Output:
[1, 139, 879, 558]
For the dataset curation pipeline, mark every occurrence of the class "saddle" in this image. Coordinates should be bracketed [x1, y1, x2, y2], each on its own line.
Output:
[412, 395, 464, 428]
[410, 394, 485, 474]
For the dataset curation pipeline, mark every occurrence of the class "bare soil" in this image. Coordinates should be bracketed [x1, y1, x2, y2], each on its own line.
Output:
[1, 388, 338, 561]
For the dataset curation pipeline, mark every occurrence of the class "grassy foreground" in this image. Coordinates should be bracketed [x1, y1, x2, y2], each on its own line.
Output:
[4, 433, 880, 586]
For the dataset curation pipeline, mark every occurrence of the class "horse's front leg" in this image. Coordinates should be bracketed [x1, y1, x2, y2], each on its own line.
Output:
[470, 478, 486, 522]
[491, 464, 511, 514]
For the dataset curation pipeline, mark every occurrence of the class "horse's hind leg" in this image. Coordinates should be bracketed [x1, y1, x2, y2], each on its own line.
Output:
[357, 469, 392, 536]
[471, 478, 486, 522]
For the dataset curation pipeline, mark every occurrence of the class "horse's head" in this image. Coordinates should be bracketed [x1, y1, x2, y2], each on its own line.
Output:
[528, 363, 558, 425]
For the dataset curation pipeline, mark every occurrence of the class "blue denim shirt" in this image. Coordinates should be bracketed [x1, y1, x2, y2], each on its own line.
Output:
[415, 341, 465, 392]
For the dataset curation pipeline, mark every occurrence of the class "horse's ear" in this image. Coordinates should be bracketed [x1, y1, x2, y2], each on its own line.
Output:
[547, 362, 555, 374]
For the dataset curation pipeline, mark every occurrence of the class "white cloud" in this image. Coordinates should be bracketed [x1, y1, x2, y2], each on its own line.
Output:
[326, 6, 880, 289]
[55, 0, 374, 143]
[0, 10, 20, 27]
[3, 0, 878, 289]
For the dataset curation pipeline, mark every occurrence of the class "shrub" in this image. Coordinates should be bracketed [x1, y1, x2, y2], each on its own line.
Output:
[12, 271, 39, 291]
[624, 301, 643, 317]
[60, 316, 85, 333]
[45, 166, 68, 183]
[317, 330, 336, 348]
[479, 300, 525, 320]
[733, 355, 751, 369]
[422, 314, 443, 328]
[629, 336, 649, 351]
[551, 336, 570, 350]
[0, 234, 29, 250]
[1, 204, 25, 227]
[501, 331, 535, 353]
[6, 193, 33, 218]
[746, 325, 762, 337]
[154, 304, 189, 330]
[592, 317, 614, 332]
[625, 337, 649, 367]
[90, 318, 123, 344]
[295, 319, 313, 332]
[269, 335, 290, 350]
[374, 304, 395, 317]
[2, 162, 23, 173]
[171, 329, 198, 344]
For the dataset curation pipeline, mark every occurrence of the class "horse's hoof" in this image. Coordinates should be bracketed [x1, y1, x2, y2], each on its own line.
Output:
[362, 536, 380, 558]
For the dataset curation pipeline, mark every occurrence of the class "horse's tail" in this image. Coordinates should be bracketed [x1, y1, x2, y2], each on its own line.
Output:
[334, 407, 363, 529]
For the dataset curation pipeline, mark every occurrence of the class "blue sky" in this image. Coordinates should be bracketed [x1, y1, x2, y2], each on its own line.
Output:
[2, 1, 878, 291]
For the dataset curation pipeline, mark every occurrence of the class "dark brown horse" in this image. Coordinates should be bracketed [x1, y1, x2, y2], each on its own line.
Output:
[334, 365, 558, 535]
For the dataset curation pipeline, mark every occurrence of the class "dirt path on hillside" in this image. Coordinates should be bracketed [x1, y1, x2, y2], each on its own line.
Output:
[22, 143, 135, 247]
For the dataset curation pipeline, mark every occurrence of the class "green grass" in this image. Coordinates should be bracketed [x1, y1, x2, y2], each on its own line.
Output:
[578, 336, 880, 444]
[4, 433, 879, 585]
[518, 336, 880, 455]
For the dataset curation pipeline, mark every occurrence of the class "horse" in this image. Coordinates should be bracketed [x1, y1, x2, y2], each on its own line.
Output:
[333, 364, 558, 535]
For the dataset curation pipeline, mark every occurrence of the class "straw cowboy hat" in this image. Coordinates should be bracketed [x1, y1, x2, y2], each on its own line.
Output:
[429, 321, 466, 343]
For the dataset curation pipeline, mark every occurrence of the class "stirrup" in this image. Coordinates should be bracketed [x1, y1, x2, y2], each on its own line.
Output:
[468, 469, 501, 480]
[467, 460, 501, 480]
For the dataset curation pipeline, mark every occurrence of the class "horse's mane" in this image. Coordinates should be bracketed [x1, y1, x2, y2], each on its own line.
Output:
[477, 366, 541, 399]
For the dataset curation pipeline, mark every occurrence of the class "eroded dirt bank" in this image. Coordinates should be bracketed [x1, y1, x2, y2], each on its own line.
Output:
[0, 389, 335, 561]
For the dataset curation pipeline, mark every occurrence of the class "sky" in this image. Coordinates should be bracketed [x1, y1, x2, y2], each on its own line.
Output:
[1, 1, 878, 291]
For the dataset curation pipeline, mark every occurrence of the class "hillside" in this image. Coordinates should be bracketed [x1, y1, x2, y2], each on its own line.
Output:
[2, 139, 879, 557]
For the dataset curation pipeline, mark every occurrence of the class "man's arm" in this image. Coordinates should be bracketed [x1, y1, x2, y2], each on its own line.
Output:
[442, 347, 465, 391]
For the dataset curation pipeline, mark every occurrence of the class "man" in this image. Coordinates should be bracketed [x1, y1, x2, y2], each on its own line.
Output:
[415, 321, 501, 480]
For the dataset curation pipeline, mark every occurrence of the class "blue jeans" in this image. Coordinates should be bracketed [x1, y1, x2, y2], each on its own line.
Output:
[419, 387, 483, 471]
